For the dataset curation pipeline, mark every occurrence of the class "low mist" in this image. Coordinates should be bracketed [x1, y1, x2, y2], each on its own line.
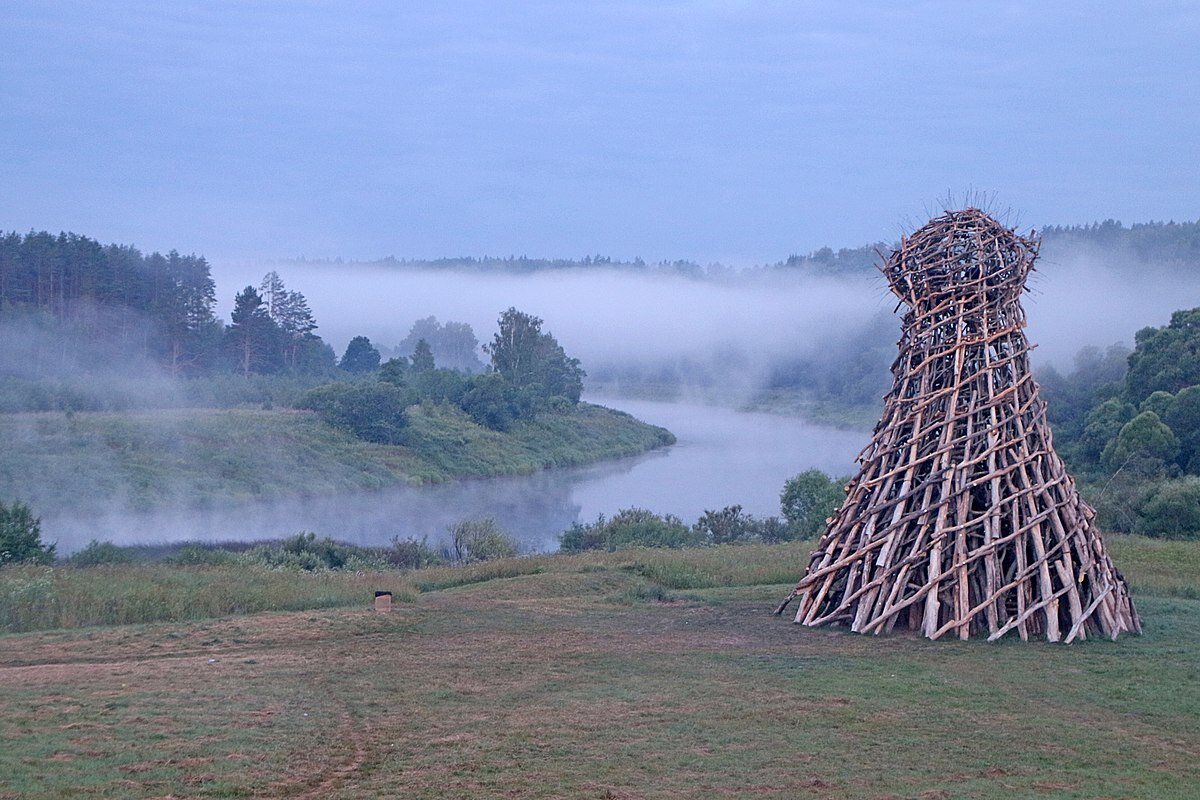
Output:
[215, 260, 896, 405]
[10, 235, 1200, 555]
[215, 247, 1200, 398]
[0, 304, 184, 412]
[1024, 248, 1200, 365]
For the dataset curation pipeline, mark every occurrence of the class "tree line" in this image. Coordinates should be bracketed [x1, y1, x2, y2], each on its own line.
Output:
[1040, 307, 1200, 538]
[1, 230, 221, 375]
[2, 230, 583, 421]
[301, 307, 586, 439]
[0, 229, 342, 379]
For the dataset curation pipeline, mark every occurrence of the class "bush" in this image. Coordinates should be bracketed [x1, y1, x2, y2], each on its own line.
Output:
[0, 501, 55, 565]
[163, 543, 242, 566]
[449, 518, 519, 564]
[386, 535, 446, 570]
[559, 508, 702, 552]
[244, 532, 386, 571]
[693, 505, 757, 544]
[606, 509, 699, 549]
[1101, 411, 1179, 472]
[559, 520, 611, 552]
[299, 381, 411, 444]
[746, 515, 793, 543]
[780, 470, 845, 538]
[459, 373, 526, 431]
[1140, 478, 1200, 539]
[69, 540, 135, 566]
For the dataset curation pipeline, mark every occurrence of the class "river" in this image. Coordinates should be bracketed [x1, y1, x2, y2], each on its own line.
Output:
[46, 399, 867, 553]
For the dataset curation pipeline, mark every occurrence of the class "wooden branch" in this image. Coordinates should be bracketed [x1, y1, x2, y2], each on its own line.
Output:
[780, 208, 1139, 642]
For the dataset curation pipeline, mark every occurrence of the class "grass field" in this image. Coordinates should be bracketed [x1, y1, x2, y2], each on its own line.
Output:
[0, 402, 673, 513]
[1, 538, 1197, 798]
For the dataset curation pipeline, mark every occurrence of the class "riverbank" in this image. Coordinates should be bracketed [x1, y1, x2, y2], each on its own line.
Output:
[586, 382, 880, 430]
[0, 402, 674, 515]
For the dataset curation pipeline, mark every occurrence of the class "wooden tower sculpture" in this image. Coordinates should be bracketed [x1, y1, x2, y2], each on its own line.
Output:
[776, 208, 1140, 642]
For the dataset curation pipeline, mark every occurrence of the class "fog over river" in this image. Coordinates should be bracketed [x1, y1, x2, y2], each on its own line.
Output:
[46, 399, 864, 554]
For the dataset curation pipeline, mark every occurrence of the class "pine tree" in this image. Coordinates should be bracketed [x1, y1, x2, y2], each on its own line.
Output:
[225, 286, 282, 376]
[411, 339, 435, 372]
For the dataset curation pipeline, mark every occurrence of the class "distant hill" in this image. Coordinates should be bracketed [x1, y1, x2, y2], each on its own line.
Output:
[284, 217, 1200, 278]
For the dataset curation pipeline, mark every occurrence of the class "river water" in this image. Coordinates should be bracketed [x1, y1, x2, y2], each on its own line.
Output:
[47, 399, 866, 554]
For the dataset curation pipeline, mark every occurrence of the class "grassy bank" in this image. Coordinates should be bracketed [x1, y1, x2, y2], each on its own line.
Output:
[741, 388, 879, 430]
[0, 536, 1197, 798]
[0, 402, 673, 513]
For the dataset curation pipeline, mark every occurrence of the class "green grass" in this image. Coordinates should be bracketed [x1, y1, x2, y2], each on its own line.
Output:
[1, 536, 1198, 798]
[0, 402, 672, 513]
[741, 388, 879, 430]
[398, 402, 674, 482]
[0, 565, 418, 632]
[1107, 534, 1200, 598]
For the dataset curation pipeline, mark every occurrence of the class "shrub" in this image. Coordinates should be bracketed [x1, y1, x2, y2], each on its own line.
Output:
[244, 532, 386, 571]
[299, 381, 411, 444]
[163, 543, 242, 566]
[449, 518, 519, 564]
[1101, 411, 1179, 472]
[69, 540, 135, 566]
[386, 535, 446, 570]
[459, 373, 526, 431]
[559, 520, 611, 553]
[1140, 478, 1200, 539]
[1080, 399, 1137, 464]
[693, 505, 756, 544]
[605, 509, 699, 549]
[781, 470, 845, 538]
[691, 507, 796, 545]
[747, 515, 793, 543]
[559, 508, 701, 552]
[0, 501, 55, 565]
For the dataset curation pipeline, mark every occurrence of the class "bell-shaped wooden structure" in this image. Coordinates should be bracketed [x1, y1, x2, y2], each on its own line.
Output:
[776, 208, 1140, 642]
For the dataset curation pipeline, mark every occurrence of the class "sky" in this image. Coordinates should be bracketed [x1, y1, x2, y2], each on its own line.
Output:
[2, 1, 1198, 264]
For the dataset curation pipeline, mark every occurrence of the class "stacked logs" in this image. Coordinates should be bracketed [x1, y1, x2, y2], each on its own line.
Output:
[776, 208, 1140, 642]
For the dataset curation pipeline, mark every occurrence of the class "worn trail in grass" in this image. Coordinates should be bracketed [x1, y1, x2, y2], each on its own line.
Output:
[2, 563, 1198, 799]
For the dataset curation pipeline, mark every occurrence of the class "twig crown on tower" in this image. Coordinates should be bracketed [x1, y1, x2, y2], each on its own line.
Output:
[776, 208, 1140, 642]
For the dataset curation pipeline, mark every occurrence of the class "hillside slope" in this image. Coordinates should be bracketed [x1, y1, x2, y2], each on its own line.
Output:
[0, 402, 674, 513]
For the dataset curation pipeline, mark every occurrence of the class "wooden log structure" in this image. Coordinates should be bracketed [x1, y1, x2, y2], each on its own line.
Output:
[776, 208, 1140, 642]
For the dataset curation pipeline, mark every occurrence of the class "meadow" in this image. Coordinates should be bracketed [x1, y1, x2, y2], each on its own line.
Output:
[1, 537, 1197, 798]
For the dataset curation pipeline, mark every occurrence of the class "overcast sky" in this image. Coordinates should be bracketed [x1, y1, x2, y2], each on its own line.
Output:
[2, 1, 1197, 263]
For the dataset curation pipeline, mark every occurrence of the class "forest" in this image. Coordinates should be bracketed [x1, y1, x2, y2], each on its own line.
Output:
[1040, 310, 1200, 538]
[0, 230, 584, 434]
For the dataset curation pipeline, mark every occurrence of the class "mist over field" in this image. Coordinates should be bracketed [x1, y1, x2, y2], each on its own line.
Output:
[213, 241, 1200, 398]
[1023, 248, 1200, 365]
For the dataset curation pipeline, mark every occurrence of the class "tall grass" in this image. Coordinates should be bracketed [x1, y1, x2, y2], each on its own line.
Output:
[3, 535, 1194, 634]
[0, 564, 416, 633]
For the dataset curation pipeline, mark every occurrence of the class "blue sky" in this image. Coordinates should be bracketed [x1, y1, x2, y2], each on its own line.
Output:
[2, 1, 1198, 262]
